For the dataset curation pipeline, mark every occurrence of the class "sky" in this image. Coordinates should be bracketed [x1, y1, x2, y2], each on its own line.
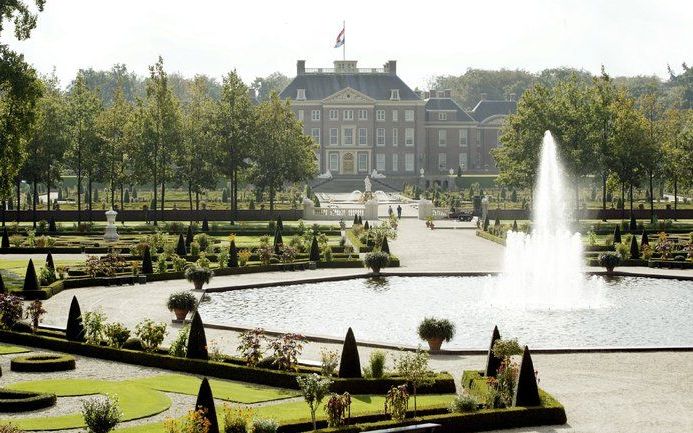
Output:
[4, 0, 693, 89]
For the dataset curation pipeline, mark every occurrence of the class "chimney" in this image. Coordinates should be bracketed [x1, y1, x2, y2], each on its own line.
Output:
[423, 91, 430, 99]
[429, 89, 437, 98]
[443, 89, 451, 98]
[297, 60, 305, 75]
[509, 92, 516, 101]
[414, 90, 423, 99]
[385, 60, 397, 75]
[480, 92, 487, 101]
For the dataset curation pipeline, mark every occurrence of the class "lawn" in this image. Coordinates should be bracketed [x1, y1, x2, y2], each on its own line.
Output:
[0, 344, 30, 355]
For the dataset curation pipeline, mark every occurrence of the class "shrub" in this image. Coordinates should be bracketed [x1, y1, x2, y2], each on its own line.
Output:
[296, 373, 333, 431]
[122, 338, 144, 351]
[172, 255, 188, 272]
[615, 242, 629, 259]
[320, 349, 339, 377]
[492, 338, 523, 359]
[9, 234, 23, 248]
[417, 317, 455, 342]
[603, 234, 614, 247]
[66, 296, 85, 342]
[195, 378, 219, 433]
[599, 252, 621, 271]
[25, 300, 46, 330]
[238, 328, 265, 367]
[257, 243, 274, 265]
[196, 233, 211, 252]
[176, 234, 187, 256]
[222, 404, 253, 433]
[141, 247, 154, 274]
[613, 225, 622, 243]
[279, 245, 297, 264]
[23, 259, 40, 291]
[167, 291, 197, 312]
[217, 249, 229, 268]
[157, 255, 168, 274]
[384, 384, 409, 422]
[629, 235, 640, 259]
[325, 392, 352, 428]
[81, 394, 122, 433]
[251, 418, 278, 433]
[164, 409, 210, 433]
[0, 293, 23, 329]
[0, 424, 21, 433]
[323, 246, 333, 262]
[449, 393, 478, 413]
[38, 266, 56, 286]
[395, 348, 435, 415]
[238, 250, 251, 267]
[338, 327, 362, 378]
[364, 251, 390, 273]
[134, 319, 167, 352]
[380, 236, 390, 254]
[185, 266, 213, 286]
[196, 253, 211, 269]
[103, 322, 130, 348]
[83, 310, 108, 344]
[268, 333, 306, 371]
[190, 241, 201, 257]
[169, 325, 190, 357]
[228, 241, 238, 268]
[1, 227, 9, 249]
[186, 311, 208, 360]
[366, 350, 387, 378]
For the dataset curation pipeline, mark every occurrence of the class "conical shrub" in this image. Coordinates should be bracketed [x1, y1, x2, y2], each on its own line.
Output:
[186, 311, 208, 360]
[494, 216, 500, 226]
[357, 215, 363, 225]
[23, 259, 40, 291]
[613, 225, 622, 243]
[629, 214, 637, 231]
[512, 346, 541, 407]
[1, 227, 9, 249]
[186, 225, 194, 247]
[176, 234, 187, 256]
[512, 220, 518, 232]
[66, 296, 85, 342]
[380, 237, 390, 254]
[353, 214, 358, 226]
[309, 236, 320, 262]
[0, 273, 6, 293]
[228, 240, 238, 268]
[484, 325, 502, 377]
[141, 247, 154, 274]
[364, 221, 370, 230]
[195, 377, 219, 433]
[630, 235, 640, 259]
[276, 215, 283, 231]
[641, 230, 649, 247]
[273, 229, 283, 255]
[483, 217, 490, 232]
[338, 327, 362, 378]
[201, 218, 209, 232]
[46, 252, 55, 270]
[48, 218, 57, 232]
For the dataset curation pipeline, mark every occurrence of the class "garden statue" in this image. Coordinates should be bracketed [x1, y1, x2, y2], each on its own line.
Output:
[103, 208, 119, 241]
[364, 176, 372, 192]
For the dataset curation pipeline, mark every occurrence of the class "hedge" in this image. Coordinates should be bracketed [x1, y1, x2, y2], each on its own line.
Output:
[0, 389, 57, 412]
[0, 330, 455, 395]
[10, 354, 76, 372]
[648, 259, 693, 269]
[475, 230, 506, 246]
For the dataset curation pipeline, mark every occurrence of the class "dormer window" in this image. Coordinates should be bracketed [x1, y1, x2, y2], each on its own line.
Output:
[297, 89, 306, 100]
[390, 89, 400, 100]
[439, 113, 448, 121]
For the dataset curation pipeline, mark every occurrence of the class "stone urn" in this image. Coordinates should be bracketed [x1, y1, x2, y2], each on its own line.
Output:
[173, 308, 189, 321]
[103, 209, 119, 241]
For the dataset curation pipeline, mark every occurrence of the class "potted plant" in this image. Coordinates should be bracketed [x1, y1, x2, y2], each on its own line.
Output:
[364, 251, 390, 275]
[167, 291, 197, 320]
[598, 252, 621, 274]
[417, 317, 455, 351]
[184, 265, 213, 290]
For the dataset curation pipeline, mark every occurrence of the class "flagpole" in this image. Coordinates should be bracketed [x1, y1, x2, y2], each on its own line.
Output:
[343, 20, 346, 61]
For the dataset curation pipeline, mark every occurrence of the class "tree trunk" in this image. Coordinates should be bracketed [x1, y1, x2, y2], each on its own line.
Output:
[1, 200, 5, 226]
[601, 173, 607, 221]
[233, 169, 239, 214]
[47, 178, 51, 212]
[77, 156, 82, 226]
[269, 185, 275, 211]
[575, 177, 580, 221]
[188, 182, 193, 223]
[673, 176, 678, 221]
[32, 178, 37, 228]
[629, 183, 634, 213]
[195, 192, 199, 212]
[88, 177, 93, 223]
[620, 183, 625, 220]
[16, 177, 21, 223]
[120, 184, 124, 225]
[649, 171, 654, 223]
[160, 165, 166, 224]
[153, 145, 158, 227]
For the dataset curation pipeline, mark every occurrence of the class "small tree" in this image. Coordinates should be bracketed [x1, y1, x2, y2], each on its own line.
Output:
[195, 377, 219, 433]
[81, 394, 122, 433]
[613, 225, 622, 243]
[141, 247, 154, 274]
[395, 348, 435, 416]
[273, 228, 283, 255]
[202, 218, 209, 232]
[1, 227, 9, 249]
[186, 311, 209, 360]
[228, 240, 238, 267]
[380, 236, 390, 254]
[276, 215, 283, 231]
[0, 273, 5, 293]
[296, 373, 333, 431]
[23, 259, 40, 291]
[46, 252, 55, 270]
[186, 225, 195, 247]
[309, 236, 320, 262]
[338, 327, 362, 378]
[66, 296, 85, 342]
[176, 233, 187, 256]
[641, 230, 649, 247]
[630, 235, 640, 260]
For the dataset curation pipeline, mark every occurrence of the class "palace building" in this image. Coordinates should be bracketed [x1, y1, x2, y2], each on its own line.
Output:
[279, 60, 516, 187]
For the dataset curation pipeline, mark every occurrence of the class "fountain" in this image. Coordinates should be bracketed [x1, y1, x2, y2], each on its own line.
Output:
[498, 131, 600, 308]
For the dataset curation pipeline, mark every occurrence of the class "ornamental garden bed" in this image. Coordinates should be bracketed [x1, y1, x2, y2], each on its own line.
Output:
[0, 389, 57, 412]
[10, 353, 76, 372]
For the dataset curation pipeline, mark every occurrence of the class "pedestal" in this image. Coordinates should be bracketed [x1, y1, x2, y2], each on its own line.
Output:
[104, 209, 119, 242]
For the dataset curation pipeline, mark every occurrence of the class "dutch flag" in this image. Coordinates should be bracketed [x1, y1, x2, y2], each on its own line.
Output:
[334, 27, 345, 48]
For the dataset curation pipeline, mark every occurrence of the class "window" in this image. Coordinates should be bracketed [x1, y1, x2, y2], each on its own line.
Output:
[390, 89, 400, 100]
[459, 129, 468, 146]
[329, 109, 338, 120]
[343, 128, 354, 145]
[405, 153, 415, 172]
[392, 110, 398, 122]
[358, 128, 367, 145]
[405, 128, 414, 146]
[439, 112, 447, 121]
[376, 128, 385, 146]
[357, 152, 368, 172]
[438, 130, 447, 147]
[459, 152, 468, 170]
[376, 110, 385, 121]
[297, 110, 304, 121]
[392, 154, 399, 171]
[329, 128, 338, 145]
[329, 153, 339, 172]
[316, 152, 321, 170]
[438, 153, 447, 170]
[311, 110, 320, 121]
[376, 153, 386, 171]
[358, 109, 368, 120]
[343, 110, 354, 121]
[404, 110, 414, 122]
[311, 128, 320, 145]
[296, 89, 306, 100]
[392, 128, 398, 146]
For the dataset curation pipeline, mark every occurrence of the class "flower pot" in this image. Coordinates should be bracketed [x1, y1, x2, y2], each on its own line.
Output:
[371, 267, 381, 274]
[427, 338, 444, 351]
[606, 266, 614, 274]
[173, 308, 189, 321]
[193, 280, 205, 291]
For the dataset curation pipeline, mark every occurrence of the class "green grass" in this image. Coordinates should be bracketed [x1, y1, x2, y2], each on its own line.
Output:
[0, 344, 30, 354]
[130, 374, 298, 403]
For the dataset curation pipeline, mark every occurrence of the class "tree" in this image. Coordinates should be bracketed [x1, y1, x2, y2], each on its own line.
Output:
[395, 348, 435, 416]
[250, 93, 318, 210]
[661, 108, 693, 218]
[212, 71, 255, 213]
[592, 67, 617, 217]
[638, 91, 664, 222]
[296, 373, 332, 431]
[251, 72, 290, 102]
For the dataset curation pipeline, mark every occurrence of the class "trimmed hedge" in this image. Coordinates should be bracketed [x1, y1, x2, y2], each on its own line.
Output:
[10, 354, 76, 372]
[0, 329, 455, 394]
[475, 230, 506, 246]
[0, 389, 57, 412]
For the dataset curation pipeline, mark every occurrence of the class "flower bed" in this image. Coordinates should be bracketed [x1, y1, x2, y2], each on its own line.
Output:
[10, 353, 76, 372]
[0, 389, 57, 412]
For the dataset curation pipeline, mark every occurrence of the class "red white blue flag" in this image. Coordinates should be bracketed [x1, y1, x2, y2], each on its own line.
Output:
[334, 27, 345, 48]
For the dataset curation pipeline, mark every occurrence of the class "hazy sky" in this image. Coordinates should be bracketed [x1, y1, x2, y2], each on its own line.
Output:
[5, 0, 692, 89]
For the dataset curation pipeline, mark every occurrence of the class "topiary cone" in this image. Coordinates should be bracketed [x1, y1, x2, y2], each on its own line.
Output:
[195, 377, 219, 433]
[202, 218, 209, 232]
[380, 237, 390, 254]
[1, 227, 9, 249]
[273, 229, 283, 255]
[186, 311, 208, 360]
[48, 218, 57, 232]
[23, 259, 40, 291]
[338, 327, 362, 378]
[483, 217, 490, 231]
[309, 236, 320, 262]
[630, 235, 640, 259]
[176, 233, 187, 256]
[629, 213, 637, 231]
[512, 346, 541, 407]
[66, 296, 85, 342]
[276, 215, 283, 231]
[46, 252, 55, 271]
[357, 215, 363, 225]
[613, 225, 621, 244]
[228, 240, 238, 268]
[641, 230, 649, 247]
[0, 273, 6, 293]
[141, 247, 154, 274]
[186, 225, 194, 247]
[484, 325, 502, 377]
[364, 221, 370, 230]
[353, 214, 358, 226]
[512, 220, 518, 232]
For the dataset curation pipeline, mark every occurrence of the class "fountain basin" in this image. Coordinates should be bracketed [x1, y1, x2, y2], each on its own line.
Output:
[198, 275, 693, 350]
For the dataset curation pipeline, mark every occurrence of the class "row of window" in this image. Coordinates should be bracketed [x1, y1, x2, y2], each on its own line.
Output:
[436, 153, 469, 171]
[438, 129, 471, 146]
[298, 109, 415, 122]
[296, 89, 401, 101]
[320, 152, 470, 173]
[311, 127, 415, 146]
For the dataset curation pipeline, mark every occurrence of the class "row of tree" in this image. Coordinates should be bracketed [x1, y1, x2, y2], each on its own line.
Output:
[492, 68, 693, 219]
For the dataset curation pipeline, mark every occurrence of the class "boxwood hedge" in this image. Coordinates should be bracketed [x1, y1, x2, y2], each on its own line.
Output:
[0, 389, 57, 412]
[11, 354, 76, 372]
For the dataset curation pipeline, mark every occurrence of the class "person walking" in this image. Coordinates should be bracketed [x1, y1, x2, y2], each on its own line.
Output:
[396, 204, 402, 219]
[388, 205, 393, 217]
